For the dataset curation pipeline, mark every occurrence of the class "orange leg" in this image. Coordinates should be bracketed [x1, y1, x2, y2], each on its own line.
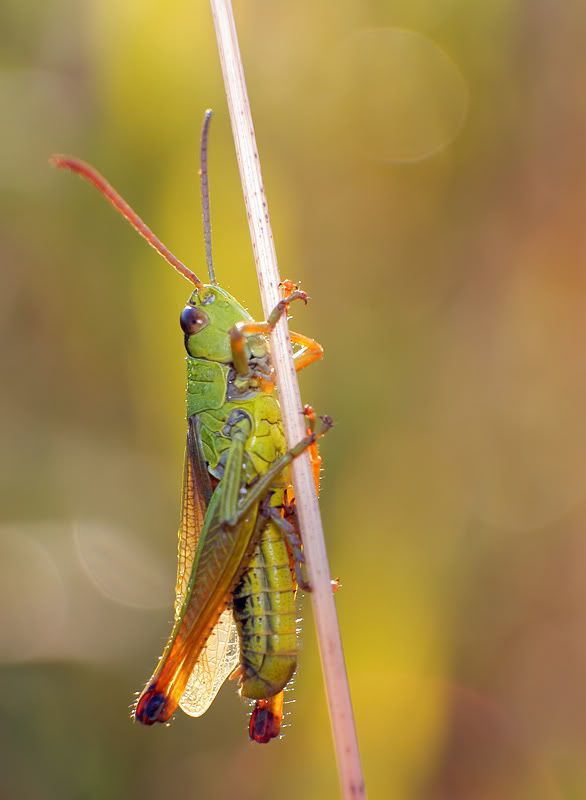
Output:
[230, 321, 268, 375]
[302, 404, 323, 492]
[279, 280, 323, 373]
[229, 290, 308, 375]
[279, 278, 300, 295]
[290, 330, 324, 373]
[249, 692, 284, 744]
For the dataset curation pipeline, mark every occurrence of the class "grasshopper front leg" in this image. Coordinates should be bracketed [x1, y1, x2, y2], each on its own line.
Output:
[229, 285, 318, 376]
[277, 281, 323, 372]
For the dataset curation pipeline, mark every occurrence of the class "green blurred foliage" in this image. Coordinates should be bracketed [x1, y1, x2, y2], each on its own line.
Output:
[2, 0, 586, 797]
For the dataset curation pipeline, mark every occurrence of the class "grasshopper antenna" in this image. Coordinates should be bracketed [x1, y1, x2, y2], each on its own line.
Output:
[199, 109, 216, 284]
[50, 155, 204, 288]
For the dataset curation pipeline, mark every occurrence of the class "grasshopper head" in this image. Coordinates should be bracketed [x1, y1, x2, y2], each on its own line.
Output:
[53, 112, 251, 368]
[180, 284, 249, 362]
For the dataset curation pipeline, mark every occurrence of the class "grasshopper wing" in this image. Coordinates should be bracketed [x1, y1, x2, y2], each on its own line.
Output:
[179, 607, 239, 717]
[177, 417, 240, 717]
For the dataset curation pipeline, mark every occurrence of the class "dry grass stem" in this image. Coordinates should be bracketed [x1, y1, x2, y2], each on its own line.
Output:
[209, 1, 365, 796]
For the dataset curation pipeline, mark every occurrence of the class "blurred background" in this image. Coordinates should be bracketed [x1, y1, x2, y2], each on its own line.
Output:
[2, 0, 586, 797]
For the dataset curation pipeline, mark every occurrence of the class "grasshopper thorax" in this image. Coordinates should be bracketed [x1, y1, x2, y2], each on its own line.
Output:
[180, 284, 250, 363]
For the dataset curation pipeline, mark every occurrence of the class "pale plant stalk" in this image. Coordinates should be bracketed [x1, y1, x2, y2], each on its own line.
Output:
[208, 1, 365, 797]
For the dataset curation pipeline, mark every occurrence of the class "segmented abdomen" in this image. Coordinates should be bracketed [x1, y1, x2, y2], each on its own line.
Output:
[233, 515, 297, 700]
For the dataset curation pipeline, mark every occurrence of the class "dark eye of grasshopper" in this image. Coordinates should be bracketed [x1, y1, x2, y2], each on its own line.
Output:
[180, 305, 209, 335]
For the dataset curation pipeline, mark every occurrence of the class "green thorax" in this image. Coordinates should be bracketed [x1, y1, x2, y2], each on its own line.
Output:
[200, 395, 286, 484]
[186, 358, 286, 484]
[183, 283, 285, 484]
[186, 358, 230, 418]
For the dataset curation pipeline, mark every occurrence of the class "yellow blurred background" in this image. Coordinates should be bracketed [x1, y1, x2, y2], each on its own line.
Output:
[2, 0, 586, 797]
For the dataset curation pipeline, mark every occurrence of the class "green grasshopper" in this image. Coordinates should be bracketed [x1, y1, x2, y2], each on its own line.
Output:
[52, 110, 329, 743]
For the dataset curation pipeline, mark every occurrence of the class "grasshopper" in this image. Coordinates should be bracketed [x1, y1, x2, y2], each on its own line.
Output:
[52, 110, 329, 743]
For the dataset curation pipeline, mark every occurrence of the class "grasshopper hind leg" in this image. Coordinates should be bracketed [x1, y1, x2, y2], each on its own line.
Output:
[249, 692, 284, 744]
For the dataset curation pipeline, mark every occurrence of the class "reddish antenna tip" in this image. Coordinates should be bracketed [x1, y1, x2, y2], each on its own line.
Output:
[51, 153, 203, 288]
[49, 154, 68, 168]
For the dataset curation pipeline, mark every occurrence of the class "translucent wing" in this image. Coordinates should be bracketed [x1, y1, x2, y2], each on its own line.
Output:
[179, 607, 240, 717]
[177, 417, 240, 717]
[174, 417, 211, 616]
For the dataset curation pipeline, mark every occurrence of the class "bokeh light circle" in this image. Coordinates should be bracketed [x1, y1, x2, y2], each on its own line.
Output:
[73, 520, 173, 610]
[323, 28, 469, 163]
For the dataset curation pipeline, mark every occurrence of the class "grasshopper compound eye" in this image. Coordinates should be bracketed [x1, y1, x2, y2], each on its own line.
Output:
[180, 305, 209, 335]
